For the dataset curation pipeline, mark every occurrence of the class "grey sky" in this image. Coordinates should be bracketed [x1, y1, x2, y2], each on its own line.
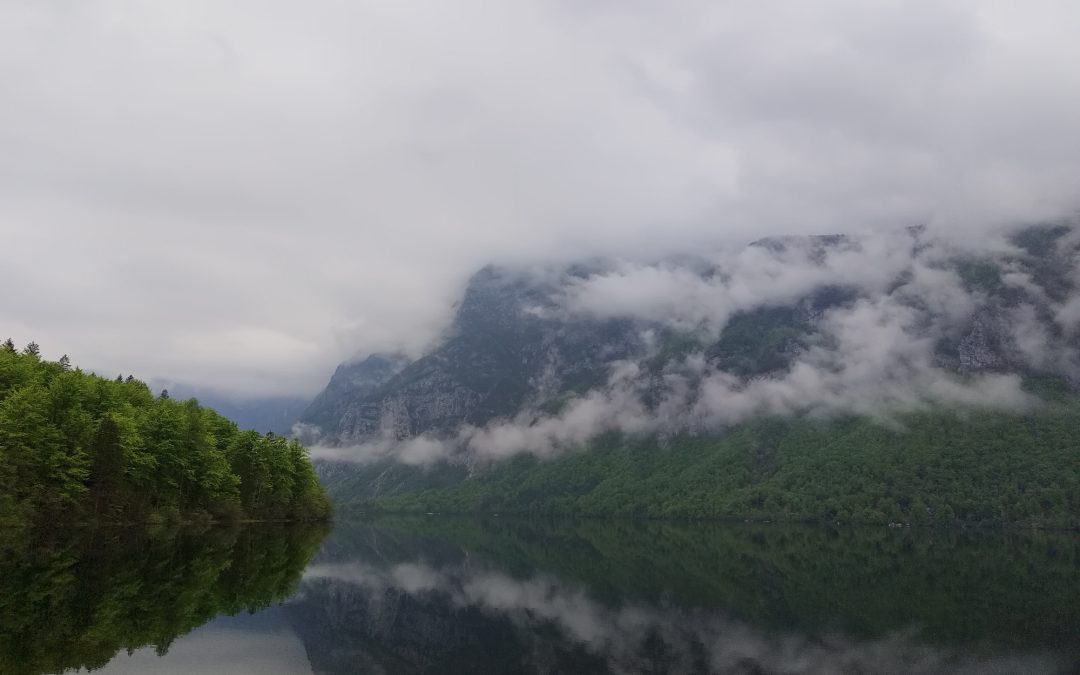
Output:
[2, 0, 1080, 396]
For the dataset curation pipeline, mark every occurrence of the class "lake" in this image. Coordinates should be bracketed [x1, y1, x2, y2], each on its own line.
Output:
[2, 518, 1078, 674]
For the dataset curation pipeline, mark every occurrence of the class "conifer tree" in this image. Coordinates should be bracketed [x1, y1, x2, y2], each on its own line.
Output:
[0, 348, 330, 525]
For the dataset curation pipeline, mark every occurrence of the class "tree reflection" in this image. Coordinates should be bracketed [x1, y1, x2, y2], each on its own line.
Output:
[0, 523, 327, 675]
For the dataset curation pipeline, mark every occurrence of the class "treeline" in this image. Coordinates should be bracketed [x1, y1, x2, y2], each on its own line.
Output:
[0, 341, 330, 525]
[365, 395, 1080, 527]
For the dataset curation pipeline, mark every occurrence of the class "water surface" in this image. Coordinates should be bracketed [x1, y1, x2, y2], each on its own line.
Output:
[3, 519, 1079, 674]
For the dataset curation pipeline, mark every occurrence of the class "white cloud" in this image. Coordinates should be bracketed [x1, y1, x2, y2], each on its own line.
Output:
[3, 0, 1080, 395]
[315, 229, 1071, 465]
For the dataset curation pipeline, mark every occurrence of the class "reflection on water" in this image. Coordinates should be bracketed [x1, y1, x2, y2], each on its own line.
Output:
[0, 524, 326, 675]
[90, 609, 313, 675]
[1, 518, 1077, 674]
[288, 519, 1080, 675]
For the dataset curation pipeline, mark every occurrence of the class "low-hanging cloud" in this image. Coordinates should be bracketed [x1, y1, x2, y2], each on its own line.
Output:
[561, 232, 920, 331]
[310, 227, 1078, 465]
[4, 0, 1080, 396]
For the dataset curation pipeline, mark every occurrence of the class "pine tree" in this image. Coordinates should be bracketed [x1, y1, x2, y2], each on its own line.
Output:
[23, 342, 40, 357]
[2, 338, 14, 353]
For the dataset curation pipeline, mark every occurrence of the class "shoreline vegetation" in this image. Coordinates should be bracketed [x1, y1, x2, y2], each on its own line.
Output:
[327, 383, 1080, 530]
[0, 341, 331, 529]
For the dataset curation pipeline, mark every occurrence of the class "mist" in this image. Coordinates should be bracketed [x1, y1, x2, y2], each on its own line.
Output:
[4, 1, 1080, 396]
[306, 224, 1080, 465]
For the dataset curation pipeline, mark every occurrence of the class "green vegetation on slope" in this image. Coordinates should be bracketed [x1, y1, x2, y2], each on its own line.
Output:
[0, 523, 327, 675]
[359, 400, 1080, 527]
[0, 341, 331, 526]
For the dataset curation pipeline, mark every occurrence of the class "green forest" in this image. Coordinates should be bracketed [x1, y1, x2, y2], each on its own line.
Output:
[357, 387, 1080, 527]
[0, 341, 330, 526]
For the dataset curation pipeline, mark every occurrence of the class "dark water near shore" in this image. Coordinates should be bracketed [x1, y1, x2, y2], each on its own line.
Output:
[3, 518, 1079, 674]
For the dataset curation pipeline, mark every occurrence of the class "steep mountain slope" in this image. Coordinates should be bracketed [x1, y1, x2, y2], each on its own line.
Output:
[303, 265, 649, 442]
[301, 224, 1080, 523]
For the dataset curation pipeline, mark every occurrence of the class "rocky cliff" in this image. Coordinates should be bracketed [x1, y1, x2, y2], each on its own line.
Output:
[302, 264, 652, 443]
[301, 223, 1080, 508]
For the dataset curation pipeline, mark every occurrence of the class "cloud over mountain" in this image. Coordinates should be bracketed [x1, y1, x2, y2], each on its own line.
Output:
[3, 1, 1080, 395]
[306, 225, 1079, 465]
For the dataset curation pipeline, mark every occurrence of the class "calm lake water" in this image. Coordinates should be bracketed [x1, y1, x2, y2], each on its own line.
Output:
[3, 518, 1079, 674]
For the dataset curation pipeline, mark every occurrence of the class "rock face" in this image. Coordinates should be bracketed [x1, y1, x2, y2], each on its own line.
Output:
[302, 353, 411, 436]
[953, 308, 1019, 372]
[302, 225, 1080, 503]
[302, 265, 651, 444]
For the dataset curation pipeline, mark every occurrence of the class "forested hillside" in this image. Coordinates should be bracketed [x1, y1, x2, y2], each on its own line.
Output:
[342, 389, 1080, 527]
[0, 342, 330, 526]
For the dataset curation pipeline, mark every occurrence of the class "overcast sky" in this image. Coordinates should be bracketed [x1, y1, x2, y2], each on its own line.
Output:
[3, 0, 1080, 397]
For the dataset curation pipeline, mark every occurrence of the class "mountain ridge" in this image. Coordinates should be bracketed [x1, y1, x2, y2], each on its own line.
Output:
[299, 223, 1080, 524]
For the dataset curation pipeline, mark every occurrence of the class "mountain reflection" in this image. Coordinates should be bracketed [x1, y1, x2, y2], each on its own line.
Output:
[287, 519, 1080, 675]
[3, 518, 1079, 674]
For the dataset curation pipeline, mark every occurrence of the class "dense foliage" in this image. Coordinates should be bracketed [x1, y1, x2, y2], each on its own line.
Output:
[0, 343, 330, 525]
[0, 523, 327, 674]
[352, 397, 1080, 527]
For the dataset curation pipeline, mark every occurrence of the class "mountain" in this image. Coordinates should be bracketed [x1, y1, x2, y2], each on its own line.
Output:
[151, 386, 310, 436]
[302, 264, 647, 441]
[301, 223, 1080, 525]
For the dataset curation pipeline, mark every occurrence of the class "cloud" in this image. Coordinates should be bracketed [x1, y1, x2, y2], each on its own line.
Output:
[3, 1, 1080, 395]
[315, 228, 1070, 465]
[561, 231, 919, 329]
